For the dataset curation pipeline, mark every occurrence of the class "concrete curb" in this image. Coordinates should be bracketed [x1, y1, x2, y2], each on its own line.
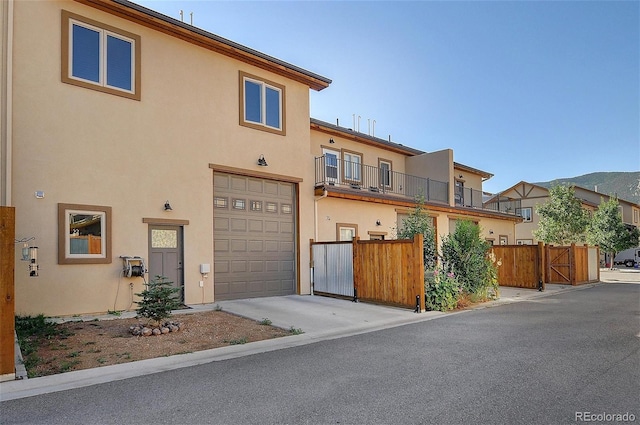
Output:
[0, 280, 620, 402]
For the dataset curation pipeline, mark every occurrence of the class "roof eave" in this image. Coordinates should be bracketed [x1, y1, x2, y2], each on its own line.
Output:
[74, 0, 332, 91]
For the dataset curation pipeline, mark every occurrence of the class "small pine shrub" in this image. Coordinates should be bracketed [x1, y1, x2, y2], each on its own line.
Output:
[135, 275, 181, 326]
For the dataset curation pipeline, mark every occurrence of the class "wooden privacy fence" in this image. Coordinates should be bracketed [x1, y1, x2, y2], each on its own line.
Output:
[491, 243, 600, 289]
[311, 234, 425, 311]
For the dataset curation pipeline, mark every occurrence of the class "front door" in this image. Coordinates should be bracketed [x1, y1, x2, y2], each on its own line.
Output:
[148, 225, 184, 302]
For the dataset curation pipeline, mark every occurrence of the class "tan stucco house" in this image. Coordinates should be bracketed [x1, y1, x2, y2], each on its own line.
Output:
[484, 181, 640, 245]
[2, 0, 520, 317]
[310, 119, 521, 248]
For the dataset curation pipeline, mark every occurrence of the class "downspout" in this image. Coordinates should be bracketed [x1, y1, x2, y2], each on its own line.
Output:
[312, 189, 328, 295]
[314, 189, 328, 242]
[1, 0, 13, 206]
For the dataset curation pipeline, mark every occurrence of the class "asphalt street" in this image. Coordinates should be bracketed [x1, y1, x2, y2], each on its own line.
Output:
[1, 283, 638, 425]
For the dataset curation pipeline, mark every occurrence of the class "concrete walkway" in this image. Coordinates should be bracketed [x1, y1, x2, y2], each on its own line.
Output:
[2, 269, 636, 402]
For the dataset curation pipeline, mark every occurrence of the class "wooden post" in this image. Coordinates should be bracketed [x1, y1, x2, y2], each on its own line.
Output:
[0, 207, 15, 381]
[416, 234, 425, 312]
[596, 245, 600, 282]
[537, 242, 545, 290]
[570, 243, 577, 286]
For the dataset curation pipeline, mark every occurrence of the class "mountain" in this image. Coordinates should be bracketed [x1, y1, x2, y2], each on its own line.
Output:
[535, 171, 640, 204]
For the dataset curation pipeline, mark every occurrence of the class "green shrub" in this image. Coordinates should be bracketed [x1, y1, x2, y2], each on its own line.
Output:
[396, 195, 438, 270]
[441, 220, 498, 298]
[135, 275, 181, 326]
[425, 268, 460, 311]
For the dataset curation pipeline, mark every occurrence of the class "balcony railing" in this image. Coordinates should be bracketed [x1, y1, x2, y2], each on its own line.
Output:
[315, 155, 449, 205]
[483, 196, 522, 215]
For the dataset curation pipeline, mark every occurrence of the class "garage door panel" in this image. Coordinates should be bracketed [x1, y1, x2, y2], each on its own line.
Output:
[280, 241, 294, 253]
[214, 172, 296, 301]
[231, 240, 247, 252]
[214, 174, 230, 189]
[230, 218, 247, 231]
[231, 260, 247, 272]
[248, 220, 263, 232]
[215, 261, 229, 273]
[248, 240, 263, 251]
[248, 179, 263, 192]
[282, 260, 294, 272]
[265, 221, 279, 233]
[264, 181, 279, 195]
[231, 176, 247, 191]
[214, 217, 229, 231]
[214, 239, 229, 252]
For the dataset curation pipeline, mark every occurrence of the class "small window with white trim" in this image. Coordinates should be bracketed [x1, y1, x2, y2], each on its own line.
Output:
[516, 207, 532, 222]
[61, 11, 140, 100]
[239, 71, 285, 135]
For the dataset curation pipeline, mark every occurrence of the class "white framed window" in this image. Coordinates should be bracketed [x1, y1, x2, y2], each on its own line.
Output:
[516, 207, 533, 222]
[337, 223, 358, 241]
[239, 71, 285, 135]
[322, 148, 340, 183]
[379, 159, 392, 188]
[58, 203, 111, 264]
[343, 151, 362, 182]
[62, 11, 140, 100]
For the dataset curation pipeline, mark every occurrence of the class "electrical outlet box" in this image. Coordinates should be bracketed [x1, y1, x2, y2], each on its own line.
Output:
[200, 263, 210, 274]
[199, 280, 204, 288]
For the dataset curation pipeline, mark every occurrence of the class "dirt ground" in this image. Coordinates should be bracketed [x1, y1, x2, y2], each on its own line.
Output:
[22, 311, 292, 377]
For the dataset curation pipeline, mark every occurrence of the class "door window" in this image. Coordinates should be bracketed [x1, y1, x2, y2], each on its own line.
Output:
[151, 229, 177, 248]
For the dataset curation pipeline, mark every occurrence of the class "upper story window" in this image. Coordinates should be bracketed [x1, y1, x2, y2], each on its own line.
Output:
[379, 159, 392, 188]
[61, 11, 141, 100]
[239, 71, 286, 135]
[516, 207, 533, 222]
[454, 180, 464, 206]
[343, 151, 362, 182]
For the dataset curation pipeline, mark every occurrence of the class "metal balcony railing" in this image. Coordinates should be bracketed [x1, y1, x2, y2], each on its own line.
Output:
[483, 196, 522, 215]
[314, 155, 449, 205]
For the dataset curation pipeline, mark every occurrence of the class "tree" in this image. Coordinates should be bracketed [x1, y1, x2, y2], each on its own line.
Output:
[135, 276, 181, 326]
[587, 197, 640, 268]
[396, 195, 437, 270]
[533, 184, 589, 245]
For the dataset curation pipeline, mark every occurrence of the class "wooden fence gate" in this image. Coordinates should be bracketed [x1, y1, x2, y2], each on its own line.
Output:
[311, 235, 425, 311]
[491, 243, 599, 288]
[547, 245, 572, 284]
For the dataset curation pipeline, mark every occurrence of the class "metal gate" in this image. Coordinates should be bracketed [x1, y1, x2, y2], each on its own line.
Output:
[311, 242, 353, 297]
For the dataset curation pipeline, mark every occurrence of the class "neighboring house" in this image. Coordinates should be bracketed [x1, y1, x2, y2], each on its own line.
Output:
[484, 181, 640, 245]
[1, 0, 330, 316]
[310, 119, 522, 247]
[1, 0, 520, 317]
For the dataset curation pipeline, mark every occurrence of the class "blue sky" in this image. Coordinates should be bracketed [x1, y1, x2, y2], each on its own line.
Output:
[134, 0, 639, 194]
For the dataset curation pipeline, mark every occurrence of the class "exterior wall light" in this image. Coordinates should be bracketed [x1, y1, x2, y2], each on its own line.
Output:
[164, 201, 172, 211]
[257, 155, 268, 166]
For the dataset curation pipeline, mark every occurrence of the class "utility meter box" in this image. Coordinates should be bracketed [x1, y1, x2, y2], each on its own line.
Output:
[200, 263, 211, 274]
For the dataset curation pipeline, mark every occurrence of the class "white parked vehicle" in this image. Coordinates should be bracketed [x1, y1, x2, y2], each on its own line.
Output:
[613, 247, 640, 267]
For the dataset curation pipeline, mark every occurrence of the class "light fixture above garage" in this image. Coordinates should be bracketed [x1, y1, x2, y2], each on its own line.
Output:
[257, 154, 268, 166]
[164, 201, 172, 211]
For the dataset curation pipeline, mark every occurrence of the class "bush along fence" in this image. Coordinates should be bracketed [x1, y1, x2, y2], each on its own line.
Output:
[490, 242, 600, 289]
[311, 235, 425, 312]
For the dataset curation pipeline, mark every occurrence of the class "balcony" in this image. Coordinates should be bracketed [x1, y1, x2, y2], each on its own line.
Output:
[483, 195, 522, 215]
[315, 155, 522, 217]
[315, 155, 449, 205]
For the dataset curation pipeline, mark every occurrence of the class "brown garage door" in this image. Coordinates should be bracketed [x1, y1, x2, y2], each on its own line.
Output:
[213, 172, 296, 300]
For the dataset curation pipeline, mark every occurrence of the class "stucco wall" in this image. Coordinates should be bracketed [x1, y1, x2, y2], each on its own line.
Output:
[12, 1, 315, 315]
